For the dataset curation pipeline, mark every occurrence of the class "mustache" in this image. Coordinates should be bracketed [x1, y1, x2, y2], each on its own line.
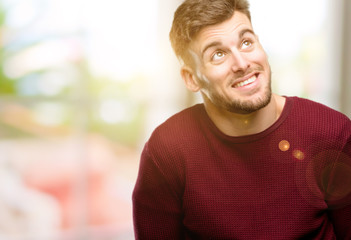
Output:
[233, 66, 265, 79]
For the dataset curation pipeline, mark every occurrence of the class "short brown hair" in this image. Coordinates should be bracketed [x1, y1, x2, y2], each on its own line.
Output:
[169, 0, 251, 65]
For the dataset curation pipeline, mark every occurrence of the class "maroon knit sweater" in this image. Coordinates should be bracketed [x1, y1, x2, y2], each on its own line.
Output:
[133, 97, 351, 239]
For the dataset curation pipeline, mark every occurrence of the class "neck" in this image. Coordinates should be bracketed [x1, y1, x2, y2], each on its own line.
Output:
[203, 94, 285, 137]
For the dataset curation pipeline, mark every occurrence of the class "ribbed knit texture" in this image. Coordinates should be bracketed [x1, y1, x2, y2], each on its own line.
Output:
[133, 97, 351, 239]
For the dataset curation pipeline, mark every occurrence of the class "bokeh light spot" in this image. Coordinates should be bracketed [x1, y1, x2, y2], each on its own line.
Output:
[279, 140, 290, 152]
[293, 149, 305, 160]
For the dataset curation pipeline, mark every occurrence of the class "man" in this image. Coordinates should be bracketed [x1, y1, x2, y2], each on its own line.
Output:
[132, 0, 351, 239]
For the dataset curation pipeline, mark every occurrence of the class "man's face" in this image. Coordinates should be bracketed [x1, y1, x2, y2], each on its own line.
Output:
[186, 11, 272, 114]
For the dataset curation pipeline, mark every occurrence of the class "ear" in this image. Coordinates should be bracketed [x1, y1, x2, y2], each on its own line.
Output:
[180, 65, 201, 92]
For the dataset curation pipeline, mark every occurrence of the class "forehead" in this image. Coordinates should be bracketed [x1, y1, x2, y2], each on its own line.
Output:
[190, 11, 253, 51]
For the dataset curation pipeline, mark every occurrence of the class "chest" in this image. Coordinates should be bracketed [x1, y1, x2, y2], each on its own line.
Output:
[181, 143, 330, 239]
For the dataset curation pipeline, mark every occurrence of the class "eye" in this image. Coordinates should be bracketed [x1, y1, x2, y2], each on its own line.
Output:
[211, 51, 226, 62]
[241, 40, 252, 49]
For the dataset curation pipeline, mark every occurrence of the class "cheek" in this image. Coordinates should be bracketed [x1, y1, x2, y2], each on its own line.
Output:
[254, 49, 269, 66]
[203, 64, 232, 83]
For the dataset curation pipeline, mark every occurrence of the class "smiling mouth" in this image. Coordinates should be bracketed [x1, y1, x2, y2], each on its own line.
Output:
[233, 75, 257, 88]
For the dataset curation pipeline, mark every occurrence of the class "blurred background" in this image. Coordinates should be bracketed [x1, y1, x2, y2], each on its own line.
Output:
[0, 0, 350, 239]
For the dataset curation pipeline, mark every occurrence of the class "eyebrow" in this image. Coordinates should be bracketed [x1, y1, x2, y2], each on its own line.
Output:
[201, 28, 256, 57]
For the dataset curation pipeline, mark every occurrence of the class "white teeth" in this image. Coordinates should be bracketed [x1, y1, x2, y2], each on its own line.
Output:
[234, 75, 256, 88]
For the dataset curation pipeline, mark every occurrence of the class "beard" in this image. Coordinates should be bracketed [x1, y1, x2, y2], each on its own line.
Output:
[209, 84, 271, 114]
[200, 71, 272, 115]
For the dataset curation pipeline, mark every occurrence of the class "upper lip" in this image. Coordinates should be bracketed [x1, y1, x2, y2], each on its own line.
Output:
[231, 72, 258, 87]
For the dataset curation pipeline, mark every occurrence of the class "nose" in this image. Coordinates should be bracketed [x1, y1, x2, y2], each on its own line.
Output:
[230, 50, 250, 73]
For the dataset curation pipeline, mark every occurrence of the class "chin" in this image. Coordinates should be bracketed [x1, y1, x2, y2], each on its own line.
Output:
[223, 88, 272, 114]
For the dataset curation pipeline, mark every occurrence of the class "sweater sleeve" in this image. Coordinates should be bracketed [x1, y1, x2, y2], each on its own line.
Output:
[327, 135, 351, 240]
[132, 142, 184, 239]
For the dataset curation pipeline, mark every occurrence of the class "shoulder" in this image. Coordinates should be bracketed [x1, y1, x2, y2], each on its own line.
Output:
[290, 96, 350, 124]
[287, 96, 350, 143]
[156, 104, 204, 132]
[140, 104, 207, 183]
[146, 104, 207, 156]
